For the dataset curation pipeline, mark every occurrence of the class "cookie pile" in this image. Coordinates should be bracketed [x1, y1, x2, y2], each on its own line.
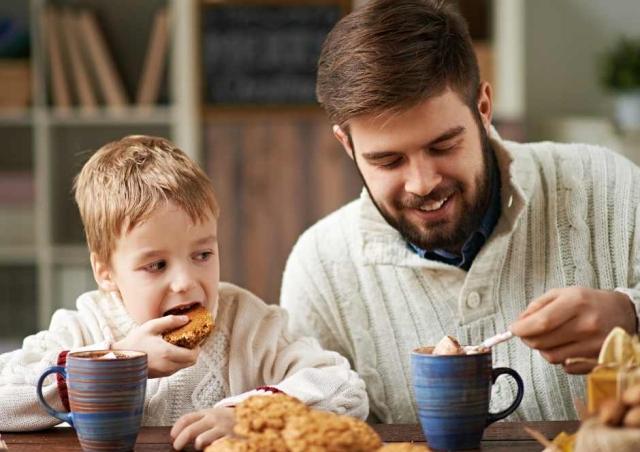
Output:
[205, 394, 431, 452]
[598, 383, 640, 428]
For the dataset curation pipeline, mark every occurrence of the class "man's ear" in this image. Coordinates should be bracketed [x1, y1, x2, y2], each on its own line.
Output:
[90, 252, 118, 292]
[332, 125, 354, 160]
[477, 81, 493, 131]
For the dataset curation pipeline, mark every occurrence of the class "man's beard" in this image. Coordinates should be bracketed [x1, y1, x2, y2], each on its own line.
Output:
[355, 126, 495, 253]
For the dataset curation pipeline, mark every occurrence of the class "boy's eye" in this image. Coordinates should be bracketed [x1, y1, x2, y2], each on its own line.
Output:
[144, 260, 166, 272]
[194, 251, 213, 262]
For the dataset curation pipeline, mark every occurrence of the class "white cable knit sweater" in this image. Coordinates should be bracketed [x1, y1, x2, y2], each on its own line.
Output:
[0, 282, 368, 431]
[281, 131, 640, 423]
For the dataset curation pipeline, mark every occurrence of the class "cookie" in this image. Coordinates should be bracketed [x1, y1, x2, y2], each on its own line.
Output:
[204, 432, 288, 452]
[378, 443, 433, 451]
[234, 394, 309, 437]
[162, 304, 214, 349]
[281, 410, 382, 452]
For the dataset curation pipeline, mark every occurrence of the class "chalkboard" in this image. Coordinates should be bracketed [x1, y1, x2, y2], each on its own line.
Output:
[201, 3, 343, 105]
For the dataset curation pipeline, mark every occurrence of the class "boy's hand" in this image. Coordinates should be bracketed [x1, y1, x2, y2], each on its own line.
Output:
[170, 406, 235, 451]
[112, 315, 200, 378]
[509, 287, 637, 373]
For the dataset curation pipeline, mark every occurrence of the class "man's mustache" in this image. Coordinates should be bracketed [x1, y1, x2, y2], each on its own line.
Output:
[395, 183, 460, 209]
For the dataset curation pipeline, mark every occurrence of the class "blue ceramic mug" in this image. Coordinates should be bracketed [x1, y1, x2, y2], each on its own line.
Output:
[36, 350, 147, 452]
[411, 346, 524, 451]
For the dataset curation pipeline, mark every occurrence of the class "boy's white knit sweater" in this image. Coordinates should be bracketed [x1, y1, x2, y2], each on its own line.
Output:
[0, 282, 368, 431]
[281, 132, 640, 423]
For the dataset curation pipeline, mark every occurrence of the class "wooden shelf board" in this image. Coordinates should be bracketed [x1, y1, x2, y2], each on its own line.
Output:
[0, 110, 32, 126]
[0, 246, 37, 264]
[48, 244, 90, 266]
[203, 104, 327, 121]
[46, 106, 175, 126]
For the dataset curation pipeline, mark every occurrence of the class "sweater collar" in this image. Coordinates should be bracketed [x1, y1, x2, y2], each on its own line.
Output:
[358, 126, 535, 267]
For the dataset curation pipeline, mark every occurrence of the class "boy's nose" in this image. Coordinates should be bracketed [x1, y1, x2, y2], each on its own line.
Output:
[170, 268, 196, 293]
[404, 158, 442, 197]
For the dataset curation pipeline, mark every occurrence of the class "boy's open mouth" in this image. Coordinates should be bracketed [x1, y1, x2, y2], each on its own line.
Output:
[163, 302, 202, 316]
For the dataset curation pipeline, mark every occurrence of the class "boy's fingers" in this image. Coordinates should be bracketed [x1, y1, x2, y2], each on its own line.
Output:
[172, 417, 210, 451]
[195, 429, 225, 450]
[166, 344, 200, 364]
[171, 412, 203, 439]
[145, 315, 190, 334]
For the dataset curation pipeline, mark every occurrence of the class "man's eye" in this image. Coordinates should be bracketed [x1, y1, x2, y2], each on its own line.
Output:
[144, 261, 166, 272]
[431, 143, 458, 153]
[195, 251, 213, 262]
[378, 159, 402, 169]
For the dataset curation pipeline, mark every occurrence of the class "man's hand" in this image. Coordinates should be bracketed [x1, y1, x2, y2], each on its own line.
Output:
[509, 287, 637, 374]
[112, 315, 200, 378]
[171, 406, 235, 450]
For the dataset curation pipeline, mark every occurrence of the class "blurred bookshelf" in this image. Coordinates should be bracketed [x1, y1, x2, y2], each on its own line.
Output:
[0, 0, 200, 345]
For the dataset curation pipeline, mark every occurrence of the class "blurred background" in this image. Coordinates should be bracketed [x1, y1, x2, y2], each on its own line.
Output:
[0, 0, 639, 352]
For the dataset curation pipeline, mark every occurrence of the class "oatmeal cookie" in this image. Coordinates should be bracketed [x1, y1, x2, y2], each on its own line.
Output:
[205, 431, 288, 452]
[234, 394, 309, 437]
[282, 410, 382, 452]
[162, 304, 214, 349]
[378, 443, 432, 451]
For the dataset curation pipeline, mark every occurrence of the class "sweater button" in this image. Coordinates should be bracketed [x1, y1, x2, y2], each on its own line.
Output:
[467, 292, 481, 309]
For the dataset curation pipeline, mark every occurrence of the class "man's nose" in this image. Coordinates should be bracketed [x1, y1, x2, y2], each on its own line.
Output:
[170, 266, 196, 293]
[403, 156, 442, 197]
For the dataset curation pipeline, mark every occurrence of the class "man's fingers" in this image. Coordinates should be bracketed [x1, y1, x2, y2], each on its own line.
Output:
[518, 290, 559, 319]
[518, 317, 585, 350]
[538, 337, 602, 366]
[563, 357, 598, 375]
[145, 315, 190, 335]
[510, 296, 577, 338]
[171, 412, 203, 439]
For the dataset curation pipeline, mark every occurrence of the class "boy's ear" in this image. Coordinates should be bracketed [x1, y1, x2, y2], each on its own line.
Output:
[332, 125, 354, 160]
[90, 252, 118, 292]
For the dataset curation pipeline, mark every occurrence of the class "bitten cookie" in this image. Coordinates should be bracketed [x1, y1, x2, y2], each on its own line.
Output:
[162, 304, 214, 349]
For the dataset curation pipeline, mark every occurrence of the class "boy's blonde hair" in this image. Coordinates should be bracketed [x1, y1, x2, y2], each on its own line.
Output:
[74, 135, 219, 264]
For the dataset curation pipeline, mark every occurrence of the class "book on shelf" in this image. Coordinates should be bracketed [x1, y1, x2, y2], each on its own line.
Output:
[0, 171, 34, 205]
[60, 9, 97, 112]
[136, 6, 170, 107]
[41, 7, 71, 110]
[76, 9, 129, 109]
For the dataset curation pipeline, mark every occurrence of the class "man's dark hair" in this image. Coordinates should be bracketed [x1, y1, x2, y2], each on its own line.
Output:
[317, 0, 480, 126]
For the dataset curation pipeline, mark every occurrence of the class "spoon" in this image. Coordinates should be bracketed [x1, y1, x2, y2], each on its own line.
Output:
[480, 330, 514, 349]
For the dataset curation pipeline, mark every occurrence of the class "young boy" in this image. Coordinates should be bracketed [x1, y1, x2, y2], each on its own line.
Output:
[0, 136, 368, 450]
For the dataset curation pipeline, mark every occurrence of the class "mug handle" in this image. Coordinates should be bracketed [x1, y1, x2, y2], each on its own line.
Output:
[486, 367, 524, 426]
[36, 365, 73, 426]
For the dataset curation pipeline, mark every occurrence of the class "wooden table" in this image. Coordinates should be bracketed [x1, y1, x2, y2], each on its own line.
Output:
[1, 421, 579, 451]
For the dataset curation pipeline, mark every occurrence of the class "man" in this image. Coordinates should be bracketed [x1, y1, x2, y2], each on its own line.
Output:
[280, 0, 640, 422]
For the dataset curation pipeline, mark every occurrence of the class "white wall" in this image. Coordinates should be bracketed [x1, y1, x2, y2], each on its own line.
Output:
[525, 0, 640, 137]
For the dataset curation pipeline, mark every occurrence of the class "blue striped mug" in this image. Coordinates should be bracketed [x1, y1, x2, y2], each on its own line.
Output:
[411, 346, 524, 451]
[36, 350, 147, 452]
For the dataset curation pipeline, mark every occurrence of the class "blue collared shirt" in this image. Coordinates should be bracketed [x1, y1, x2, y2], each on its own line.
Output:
[408, 156, 501, 271]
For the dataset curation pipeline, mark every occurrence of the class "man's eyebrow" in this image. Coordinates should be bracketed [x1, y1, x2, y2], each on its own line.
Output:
[361, 150, 399, 160]
[427, 126, 466, 146]
[361, 126, 466, 160]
